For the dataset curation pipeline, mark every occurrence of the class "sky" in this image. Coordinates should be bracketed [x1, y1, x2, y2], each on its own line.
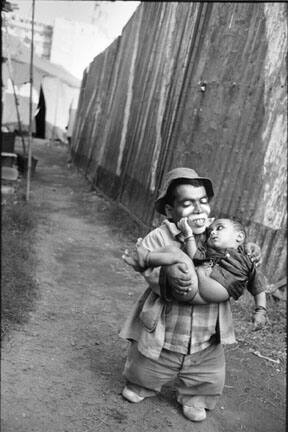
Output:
[13, 1, 140, 39]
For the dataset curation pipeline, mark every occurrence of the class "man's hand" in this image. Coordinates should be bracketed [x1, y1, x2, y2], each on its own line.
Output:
[245, 242, 262, 267]
[165, 262, 192, 295]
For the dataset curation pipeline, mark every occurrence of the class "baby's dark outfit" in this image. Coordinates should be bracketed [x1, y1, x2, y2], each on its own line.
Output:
[193, 244, 265, 300]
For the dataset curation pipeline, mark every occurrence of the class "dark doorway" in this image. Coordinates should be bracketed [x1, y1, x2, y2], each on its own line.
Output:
[35, 86, 46, 138]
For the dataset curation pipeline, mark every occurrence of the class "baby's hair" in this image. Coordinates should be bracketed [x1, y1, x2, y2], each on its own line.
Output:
[230, 217, 247, 241]
[165, 178, 207, 206]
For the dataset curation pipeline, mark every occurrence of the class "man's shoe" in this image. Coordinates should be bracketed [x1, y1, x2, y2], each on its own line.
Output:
[183, 405, 207, 422]
[122, 386, 145, 403]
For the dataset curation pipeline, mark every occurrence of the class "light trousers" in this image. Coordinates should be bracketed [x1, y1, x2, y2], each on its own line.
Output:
[123, 341, 225, 409]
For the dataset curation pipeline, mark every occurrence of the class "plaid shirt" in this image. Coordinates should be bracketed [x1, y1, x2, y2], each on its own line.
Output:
[120, 220, 236, 359]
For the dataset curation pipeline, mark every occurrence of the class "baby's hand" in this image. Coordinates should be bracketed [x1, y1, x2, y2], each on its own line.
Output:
[252, 308, 267, 331]
[178, 217, 193, 237]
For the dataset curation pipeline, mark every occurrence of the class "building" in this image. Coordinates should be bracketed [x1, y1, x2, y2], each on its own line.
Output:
[2, 32, 80, 141]
[4, 14, 53, 60]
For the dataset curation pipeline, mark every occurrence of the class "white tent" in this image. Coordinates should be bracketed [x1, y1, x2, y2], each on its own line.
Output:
[2, 32, 80, 142]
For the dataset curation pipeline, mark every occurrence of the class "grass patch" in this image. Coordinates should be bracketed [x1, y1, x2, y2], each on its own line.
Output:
[1, 196, 38, 339]
[231, 289, 286, 367]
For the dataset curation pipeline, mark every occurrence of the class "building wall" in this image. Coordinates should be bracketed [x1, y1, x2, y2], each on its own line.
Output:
[71, 2, 287, 283]
[6, 14, 53, 59]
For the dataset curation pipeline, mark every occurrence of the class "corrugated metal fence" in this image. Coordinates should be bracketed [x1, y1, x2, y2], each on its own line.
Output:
[71, 2, 287, 284]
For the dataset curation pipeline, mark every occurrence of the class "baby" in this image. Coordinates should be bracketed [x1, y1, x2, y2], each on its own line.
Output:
[123, 217, 266, 311]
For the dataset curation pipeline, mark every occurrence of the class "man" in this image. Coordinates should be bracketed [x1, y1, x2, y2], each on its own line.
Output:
[120, 167, 264, 422]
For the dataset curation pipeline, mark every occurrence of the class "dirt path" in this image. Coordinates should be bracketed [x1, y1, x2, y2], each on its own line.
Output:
[1, 140, 285, 432]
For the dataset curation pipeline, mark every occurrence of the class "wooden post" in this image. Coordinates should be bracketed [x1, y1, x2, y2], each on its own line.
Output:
[26, 0, 35, 201]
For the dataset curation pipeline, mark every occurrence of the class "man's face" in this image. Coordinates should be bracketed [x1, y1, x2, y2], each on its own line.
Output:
[165, 184, 211, 234]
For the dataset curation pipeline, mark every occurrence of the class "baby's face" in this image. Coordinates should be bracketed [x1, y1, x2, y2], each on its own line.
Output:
[207, 219, 240, 249]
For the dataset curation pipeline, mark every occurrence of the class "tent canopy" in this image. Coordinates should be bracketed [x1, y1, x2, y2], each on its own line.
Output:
[2, 32, 81, 141]
[2, 32, 80, 87]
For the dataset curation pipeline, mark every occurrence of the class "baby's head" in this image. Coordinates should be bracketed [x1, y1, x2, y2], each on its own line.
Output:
[207, 218, 246, 250]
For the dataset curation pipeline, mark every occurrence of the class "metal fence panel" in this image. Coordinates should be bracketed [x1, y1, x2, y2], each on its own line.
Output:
[71, 2, 287, 283]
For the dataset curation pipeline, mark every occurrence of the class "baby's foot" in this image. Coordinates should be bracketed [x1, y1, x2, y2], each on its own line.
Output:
[122, 238, 149, 271]
[122, 249, 139, 268]
[135, 241, 149, 268]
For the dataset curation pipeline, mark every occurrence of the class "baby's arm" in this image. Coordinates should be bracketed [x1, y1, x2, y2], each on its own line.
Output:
[177, 217, 197, 259]
[254, 290, 266, 309]
[253, 291, 267, 330]
[248, 269, 267, 329]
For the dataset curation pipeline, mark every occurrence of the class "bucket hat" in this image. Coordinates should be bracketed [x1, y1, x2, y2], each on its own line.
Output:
[155, 167, 214, 215]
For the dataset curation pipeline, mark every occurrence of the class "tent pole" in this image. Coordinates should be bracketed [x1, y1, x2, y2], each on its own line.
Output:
[26, 0, 35, 201]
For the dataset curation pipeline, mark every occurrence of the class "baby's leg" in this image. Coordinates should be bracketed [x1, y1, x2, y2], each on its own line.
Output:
[169, 252, 199, 303]
[146, 246, 186, 267]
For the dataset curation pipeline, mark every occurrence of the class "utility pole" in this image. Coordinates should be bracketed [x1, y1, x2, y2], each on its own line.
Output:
[26, 0, 35, 201]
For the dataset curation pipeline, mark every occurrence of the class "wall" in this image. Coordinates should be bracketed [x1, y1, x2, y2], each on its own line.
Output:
[71, 2, 287, 283]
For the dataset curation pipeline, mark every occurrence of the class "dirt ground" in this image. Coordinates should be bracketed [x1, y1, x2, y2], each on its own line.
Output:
[1, 140, 286, 432]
